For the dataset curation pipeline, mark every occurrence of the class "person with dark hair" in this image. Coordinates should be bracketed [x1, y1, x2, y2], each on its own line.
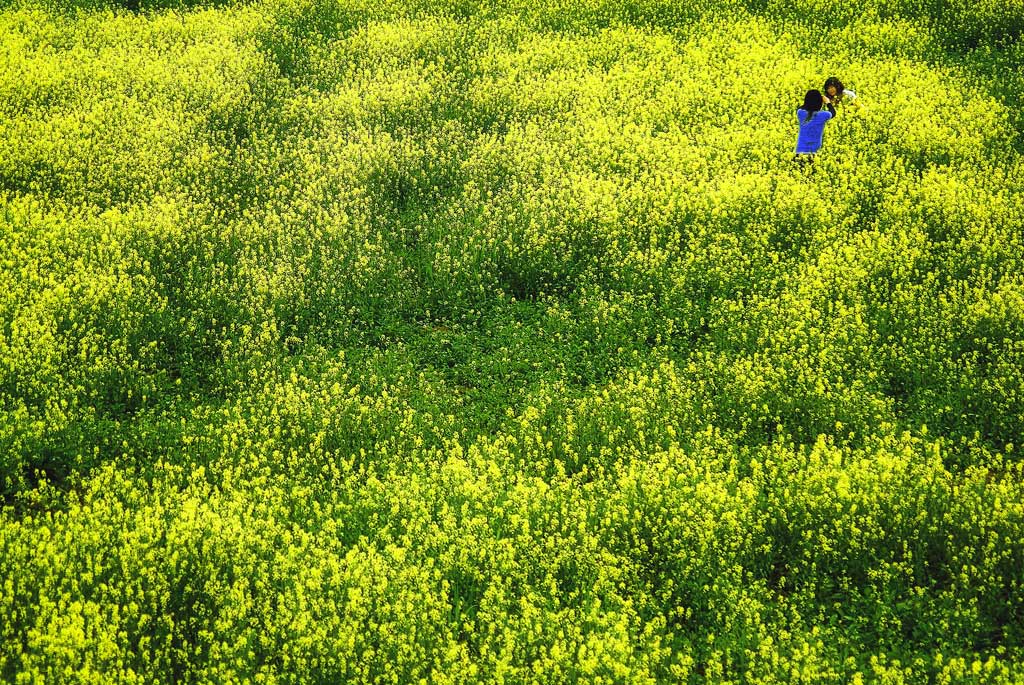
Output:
[823, 76, 858, 114]
[793, 89, 833, 165]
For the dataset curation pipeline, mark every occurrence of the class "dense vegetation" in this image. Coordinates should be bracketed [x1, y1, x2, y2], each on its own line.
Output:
[2, 0, 1023, 681]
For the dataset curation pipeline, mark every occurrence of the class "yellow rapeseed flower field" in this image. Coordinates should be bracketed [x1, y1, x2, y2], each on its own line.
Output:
[1, 0, 1023, 681]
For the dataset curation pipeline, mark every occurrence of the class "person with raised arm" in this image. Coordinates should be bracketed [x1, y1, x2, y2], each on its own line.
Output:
[793, 89, 833, 166]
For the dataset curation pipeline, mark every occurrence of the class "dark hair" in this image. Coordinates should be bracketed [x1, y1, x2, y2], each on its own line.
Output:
[823, 77, 845, 96]
[800, 89, 824, 119]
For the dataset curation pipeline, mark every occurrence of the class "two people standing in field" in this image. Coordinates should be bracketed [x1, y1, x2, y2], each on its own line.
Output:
[793, 77, 857, 165]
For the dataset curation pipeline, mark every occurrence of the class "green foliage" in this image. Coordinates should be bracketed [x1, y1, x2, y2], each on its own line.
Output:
[1, 0, 1023, 682]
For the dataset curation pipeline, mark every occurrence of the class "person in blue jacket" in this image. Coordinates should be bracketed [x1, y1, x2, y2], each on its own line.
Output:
[793, 89, 833, 165]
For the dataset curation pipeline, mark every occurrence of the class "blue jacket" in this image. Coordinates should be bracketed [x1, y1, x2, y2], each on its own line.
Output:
[794, 109, 833, 154]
